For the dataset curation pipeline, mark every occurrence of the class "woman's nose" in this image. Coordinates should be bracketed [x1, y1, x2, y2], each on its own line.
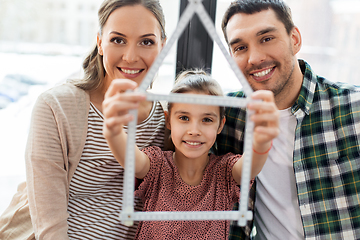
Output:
[122, 44, 139, 63]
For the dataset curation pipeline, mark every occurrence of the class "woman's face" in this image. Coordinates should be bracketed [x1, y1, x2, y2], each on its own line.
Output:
[97, 5, 165, 89]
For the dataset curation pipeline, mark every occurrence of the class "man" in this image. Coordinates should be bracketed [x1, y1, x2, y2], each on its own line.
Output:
[216, 0, 360, 239]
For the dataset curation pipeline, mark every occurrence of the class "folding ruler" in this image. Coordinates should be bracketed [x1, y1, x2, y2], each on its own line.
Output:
[121, 0, 255, 227]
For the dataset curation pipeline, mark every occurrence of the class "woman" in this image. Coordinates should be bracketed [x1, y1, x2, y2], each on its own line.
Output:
[24, 0, 167, 239]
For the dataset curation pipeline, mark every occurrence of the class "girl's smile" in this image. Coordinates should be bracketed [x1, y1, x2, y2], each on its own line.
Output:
[166, 91, 225, 162]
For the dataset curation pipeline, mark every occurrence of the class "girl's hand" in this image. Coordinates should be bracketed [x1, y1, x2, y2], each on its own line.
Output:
[102, 79, 146, 138]
[247, 90, 280, 152]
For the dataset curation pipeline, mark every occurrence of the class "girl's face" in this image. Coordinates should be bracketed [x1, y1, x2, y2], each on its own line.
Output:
[166, 91, 225, 160]
[97, 5, 165, 89]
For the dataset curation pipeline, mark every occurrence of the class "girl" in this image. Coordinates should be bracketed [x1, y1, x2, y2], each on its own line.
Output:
[103, 70, 279, 239]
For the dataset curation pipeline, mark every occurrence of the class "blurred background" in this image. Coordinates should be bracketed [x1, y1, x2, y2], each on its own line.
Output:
[0, 0, 359, 214]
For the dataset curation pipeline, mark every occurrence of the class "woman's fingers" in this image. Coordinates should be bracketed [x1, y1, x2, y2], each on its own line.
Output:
[103, 114, 134, 138]
[102, 79, 147, 138]
[103, 79, 147, 121]
[105, 79, 138, 98]
[103, 93, 141, 117]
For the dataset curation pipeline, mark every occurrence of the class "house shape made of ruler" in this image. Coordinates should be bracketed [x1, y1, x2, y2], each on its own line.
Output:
[121, 0, 255, 227]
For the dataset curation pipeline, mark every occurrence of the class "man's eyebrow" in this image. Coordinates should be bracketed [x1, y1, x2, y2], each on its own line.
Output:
[256, 27, 277, 36]
[229, 38, 243, 47]
[229, 26, 278, 47]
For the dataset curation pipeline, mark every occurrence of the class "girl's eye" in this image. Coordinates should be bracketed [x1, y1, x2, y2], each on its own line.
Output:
[203, 117, 213, 123]
[111, 37, 125, 44]
[141, 39, 155, 46]
[179, 116, 189, 121]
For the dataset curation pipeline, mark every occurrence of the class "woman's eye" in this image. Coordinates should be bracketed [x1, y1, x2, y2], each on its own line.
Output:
[142, 39, 155, 46]
[111, 37, 125, 44]
[179, 116, 189, 121]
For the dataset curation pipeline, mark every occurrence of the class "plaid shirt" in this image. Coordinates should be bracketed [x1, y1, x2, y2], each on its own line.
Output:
[217, 60, 360, 239]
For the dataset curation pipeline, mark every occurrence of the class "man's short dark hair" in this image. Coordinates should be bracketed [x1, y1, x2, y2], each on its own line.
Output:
[221, 0, 295, 43]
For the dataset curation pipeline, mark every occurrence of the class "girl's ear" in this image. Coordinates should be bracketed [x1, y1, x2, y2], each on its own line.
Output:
[217, 117, 226, 134]
[164, 111, 171, 130]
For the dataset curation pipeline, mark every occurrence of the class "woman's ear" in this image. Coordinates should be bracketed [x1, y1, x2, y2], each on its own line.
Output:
[217, 116, 226, 134]
[161, 37, 167, 48]
[164, 111, 171, 130]
[97, 33, 103, 56]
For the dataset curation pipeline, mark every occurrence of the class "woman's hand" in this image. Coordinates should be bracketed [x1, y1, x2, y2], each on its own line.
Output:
[102, 79, 146, 138]
[247, 90, 280, 153]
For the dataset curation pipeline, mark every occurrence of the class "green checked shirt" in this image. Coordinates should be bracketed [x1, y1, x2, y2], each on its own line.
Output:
[217, 60, 360, 240]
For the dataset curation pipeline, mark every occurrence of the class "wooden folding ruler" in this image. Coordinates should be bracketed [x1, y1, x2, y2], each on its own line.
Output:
[121, 0, 255, 227]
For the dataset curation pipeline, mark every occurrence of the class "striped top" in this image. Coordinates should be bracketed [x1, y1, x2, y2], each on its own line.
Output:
[67, 101, 165, 239]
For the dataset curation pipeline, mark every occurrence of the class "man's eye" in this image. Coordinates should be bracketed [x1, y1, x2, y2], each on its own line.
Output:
[262, 37, 273, 43]
[234, 45, 247, 53]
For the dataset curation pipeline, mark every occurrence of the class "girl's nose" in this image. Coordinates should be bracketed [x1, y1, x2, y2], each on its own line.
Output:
[187, 122, 201, 136]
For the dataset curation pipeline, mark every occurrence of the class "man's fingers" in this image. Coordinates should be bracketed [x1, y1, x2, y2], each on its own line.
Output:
[250, 90, 275, 102]
[251, 112, 279, 126]
[248, 101, 277, 113]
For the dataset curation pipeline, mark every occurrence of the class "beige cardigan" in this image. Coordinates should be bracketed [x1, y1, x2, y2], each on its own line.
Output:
[26, 83, 90, 240]
[2, 83, 168, 240]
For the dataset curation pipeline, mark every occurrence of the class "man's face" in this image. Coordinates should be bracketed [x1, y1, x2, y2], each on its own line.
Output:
[226, 9, 301, 102]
